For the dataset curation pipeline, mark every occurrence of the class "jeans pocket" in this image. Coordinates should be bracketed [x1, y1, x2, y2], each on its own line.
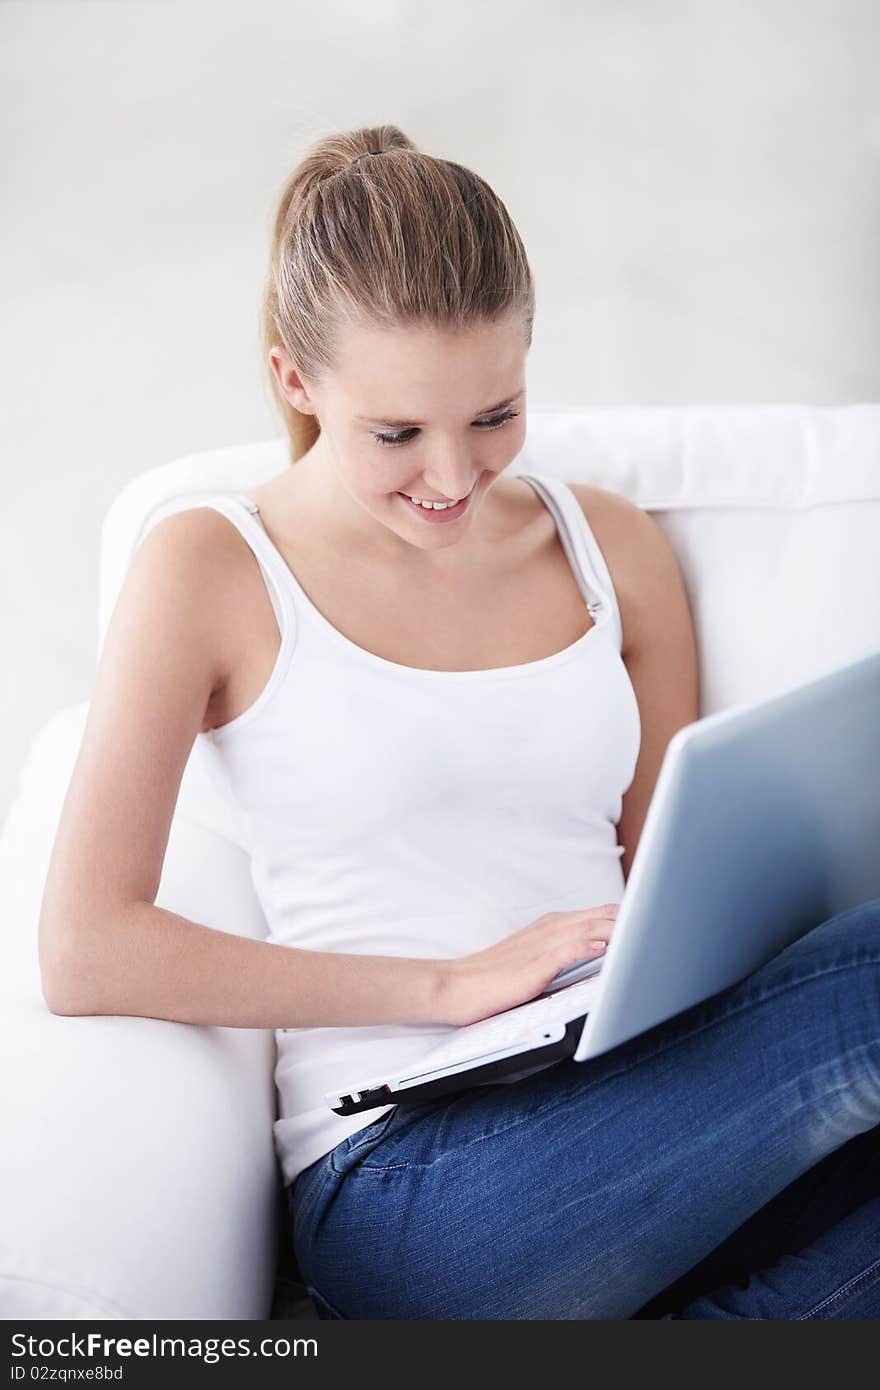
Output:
[345, 1107, 398, 1152]
[330, 1106, 400, 1173]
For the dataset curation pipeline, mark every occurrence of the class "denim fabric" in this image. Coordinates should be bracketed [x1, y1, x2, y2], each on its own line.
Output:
[287, 898, 880, 1319]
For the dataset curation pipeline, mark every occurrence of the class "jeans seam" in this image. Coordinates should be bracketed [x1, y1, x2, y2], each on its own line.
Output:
[344, 1160, 411, 1173]
[795, 1254, 880, 1319]
[291, 1161, 334, 1222]
[307, 1282, 348, 1319]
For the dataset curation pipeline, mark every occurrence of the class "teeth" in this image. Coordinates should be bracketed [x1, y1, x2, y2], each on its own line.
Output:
[404, 494, 462, 510]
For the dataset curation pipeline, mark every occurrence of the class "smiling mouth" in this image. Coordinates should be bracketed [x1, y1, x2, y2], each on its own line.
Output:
[395, 483, 477, 521]
[397, 481, 477, 507]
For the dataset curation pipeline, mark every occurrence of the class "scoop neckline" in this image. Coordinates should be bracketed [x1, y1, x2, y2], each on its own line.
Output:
[232, 475, 612, 681]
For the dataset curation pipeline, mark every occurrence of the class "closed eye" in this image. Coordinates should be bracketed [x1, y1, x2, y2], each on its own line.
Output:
[371, 409, 520, 448]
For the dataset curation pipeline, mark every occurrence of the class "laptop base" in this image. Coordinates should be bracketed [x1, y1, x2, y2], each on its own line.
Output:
[329, 1014, 588, 1116]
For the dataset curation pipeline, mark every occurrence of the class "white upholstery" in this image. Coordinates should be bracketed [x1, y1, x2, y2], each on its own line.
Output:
[0, 704, 280, 1319]
[2, 403, 879, 1318]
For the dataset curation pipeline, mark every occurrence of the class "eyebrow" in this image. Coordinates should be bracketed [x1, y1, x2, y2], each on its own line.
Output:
[355, 389, 524, 428]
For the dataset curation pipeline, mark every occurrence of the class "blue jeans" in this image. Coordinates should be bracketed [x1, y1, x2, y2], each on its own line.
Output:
[287, 899, 880, 1319]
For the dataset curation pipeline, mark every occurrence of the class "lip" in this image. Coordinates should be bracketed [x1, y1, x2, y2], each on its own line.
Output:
[396, 482, 476, 524]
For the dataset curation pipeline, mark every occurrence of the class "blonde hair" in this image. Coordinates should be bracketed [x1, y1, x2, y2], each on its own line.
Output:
[261, 124, 535, 463]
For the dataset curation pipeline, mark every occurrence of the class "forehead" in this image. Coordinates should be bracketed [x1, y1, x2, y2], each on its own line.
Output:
[332, 317, 527, 414]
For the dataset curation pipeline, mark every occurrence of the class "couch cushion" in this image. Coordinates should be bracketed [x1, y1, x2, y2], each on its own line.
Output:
[0, 702, 280, 1318]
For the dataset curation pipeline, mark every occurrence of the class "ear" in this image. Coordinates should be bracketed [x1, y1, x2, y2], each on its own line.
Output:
[269, 345, 319, 416]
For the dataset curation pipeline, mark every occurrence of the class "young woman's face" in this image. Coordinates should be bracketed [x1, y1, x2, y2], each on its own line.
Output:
[271, 315, 529, 557]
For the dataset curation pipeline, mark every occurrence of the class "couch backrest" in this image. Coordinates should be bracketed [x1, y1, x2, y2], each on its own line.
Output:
[98, 403, 880, 844]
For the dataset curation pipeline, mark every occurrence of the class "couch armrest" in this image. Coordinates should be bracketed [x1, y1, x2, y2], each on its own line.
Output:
[0, 704, 280, 1318]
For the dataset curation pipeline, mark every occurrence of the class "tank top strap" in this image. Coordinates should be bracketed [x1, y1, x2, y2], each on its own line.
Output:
[199, 492, 298, 644]
[517, 472, 624, 653]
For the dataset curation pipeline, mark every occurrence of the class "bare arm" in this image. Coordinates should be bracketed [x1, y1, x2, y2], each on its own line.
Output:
[572, 485, 700, 884]
[616, 507, 699, 883]
[52, 899, 447, 1028]
[38, 508, 446, 1029]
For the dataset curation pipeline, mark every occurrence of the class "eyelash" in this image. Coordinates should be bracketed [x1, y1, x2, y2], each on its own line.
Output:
[371, 409, 520, 448]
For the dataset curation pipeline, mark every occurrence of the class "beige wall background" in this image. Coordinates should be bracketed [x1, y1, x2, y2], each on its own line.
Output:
[2, 0, 878, 826]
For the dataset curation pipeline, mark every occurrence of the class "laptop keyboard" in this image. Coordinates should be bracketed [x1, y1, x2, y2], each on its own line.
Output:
[408, 973, 604, 1074]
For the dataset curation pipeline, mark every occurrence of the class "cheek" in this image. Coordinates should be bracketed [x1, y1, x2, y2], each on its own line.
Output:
[380, 461, 413, 495]
[482, 420, 528, 476]
[343, 446, 400, 496]
[506, 417, 528, 454]
[367, 464, 413, 503]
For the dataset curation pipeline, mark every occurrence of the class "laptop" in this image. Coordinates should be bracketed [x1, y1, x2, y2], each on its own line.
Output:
[326, 644, 880, 1117]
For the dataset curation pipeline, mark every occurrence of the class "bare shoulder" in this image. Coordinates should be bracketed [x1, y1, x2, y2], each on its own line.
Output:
[142, 503, 251, 565]
[566, 481, 691, 657]
[566, 480, 654, 551]
[136, 503, 267, 684]
[138, 503, 250, 620]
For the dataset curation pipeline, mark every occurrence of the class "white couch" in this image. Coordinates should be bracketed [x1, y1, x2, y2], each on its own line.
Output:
[3, 404, 879, 1320]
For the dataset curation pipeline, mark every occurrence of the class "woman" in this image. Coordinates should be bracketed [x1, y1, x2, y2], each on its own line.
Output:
[40, 124, 880, 1319]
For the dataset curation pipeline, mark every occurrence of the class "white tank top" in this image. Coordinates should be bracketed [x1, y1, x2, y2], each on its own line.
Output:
[188, 472, 641, 1187]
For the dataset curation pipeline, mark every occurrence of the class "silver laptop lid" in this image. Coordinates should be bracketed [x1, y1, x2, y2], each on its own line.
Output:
[576, 643, 880, 1061]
